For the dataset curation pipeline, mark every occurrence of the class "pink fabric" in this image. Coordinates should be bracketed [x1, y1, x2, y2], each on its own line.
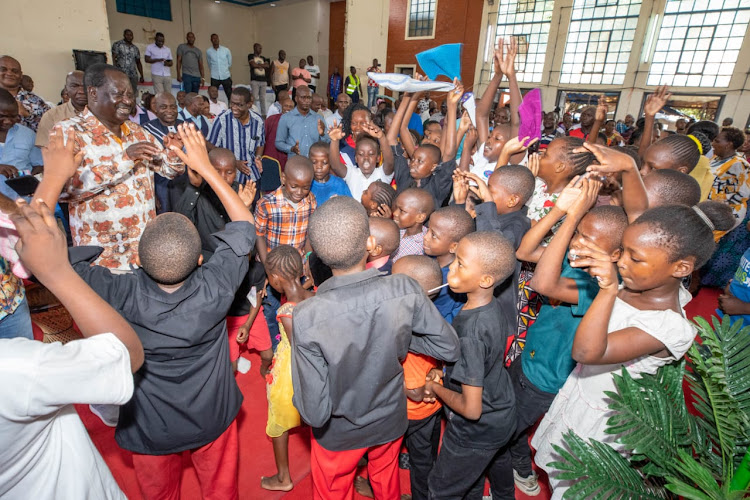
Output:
[0, 213, 30, 279]
[518, 88, 542, 146]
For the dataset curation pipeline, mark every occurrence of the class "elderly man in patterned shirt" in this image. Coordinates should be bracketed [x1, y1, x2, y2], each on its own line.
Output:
[0, 55, 50, 132]
[55, 63, 184, 270]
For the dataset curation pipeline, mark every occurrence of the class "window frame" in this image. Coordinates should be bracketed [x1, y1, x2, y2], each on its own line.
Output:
[638, 92, 725, 122]
[405, 0, 438, 40]
[115, 0, 172, 21]
[556, 89, 621, 121]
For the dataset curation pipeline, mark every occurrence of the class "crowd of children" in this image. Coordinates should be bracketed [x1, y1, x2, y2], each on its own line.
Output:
[1, 34, 749, 500]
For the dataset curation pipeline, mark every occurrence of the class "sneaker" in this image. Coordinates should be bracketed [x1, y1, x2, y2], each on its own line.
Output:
[90, 404, 119, 427]
[513, 470, 541, 496]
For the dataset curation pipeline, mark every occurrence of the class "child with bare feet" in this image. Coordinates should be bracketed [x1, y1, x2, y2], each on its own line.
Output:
[260, 245, 314, 492]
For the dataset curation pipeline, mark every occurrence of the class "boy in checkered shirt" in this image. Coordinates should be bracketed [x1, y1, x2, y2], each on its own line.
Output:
[391, 188, 435, 262]
[254, 156, 316, 349]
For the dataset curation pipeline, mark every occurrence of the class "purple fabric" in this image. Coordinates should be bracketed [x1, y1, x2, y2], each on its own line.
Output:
[518, 88, 542, 146]
[416, 44, 463, 81]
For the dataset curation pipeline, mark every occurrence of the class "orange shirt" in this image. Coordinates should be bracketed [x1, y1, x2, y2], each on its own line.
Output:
[403, 352, 442, 420]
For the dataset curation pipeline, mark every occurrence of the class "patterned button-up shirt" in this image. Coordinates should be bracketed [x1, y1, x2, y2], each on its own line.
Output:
[392, 226, 428, 262]
[16, 89, 50, 132]
[708, 154, 750, 228]
[0, 256, 24, 321]
[58, 108, 184, 270]
[112, 39, 142, 79]
[254, 188, 316, 251]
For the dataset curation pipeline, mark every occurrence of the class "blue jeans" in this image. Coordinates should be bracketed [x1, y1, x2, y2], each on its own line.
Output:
[182, 74, 201, 93]
[367, 86, 379, 108]
[261, 284, 281, 351]
[0, 297, 33, 340]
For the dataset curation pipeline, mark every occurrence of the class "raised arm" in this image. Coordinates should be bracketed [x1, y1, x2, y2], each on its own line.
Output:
[171, 123, 254, 223]
[399, 91, 422, 158]
[387, 92, 412, 146]
[476, 40, 505, 145]
[327, 123, 348, 178]
[499, 37, 521, 131]
[586, 98, 607, 144]
[516, 176, 584, 263]
[530, 177, 600, 304]
[363, 122, 394, 176]
[35, 126, 83, 210]
[638, 85, 671, 158]
[441, 79, 463, 162]
[13, 200, 143, 372]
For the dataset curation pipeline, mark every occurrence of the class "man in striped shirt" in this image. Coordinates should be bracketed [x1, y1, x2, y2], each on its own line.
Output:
[207, 87, 263, 184]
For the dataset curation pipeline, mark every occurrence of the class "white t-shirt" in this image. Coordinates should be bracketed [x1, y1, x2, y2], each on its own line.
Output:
[305, 64, 320, 88]
[0, 334, 133, 500]
[344, 165, 394, 202]
[469, 142, 497, 183]
[209, 100, 228, 116]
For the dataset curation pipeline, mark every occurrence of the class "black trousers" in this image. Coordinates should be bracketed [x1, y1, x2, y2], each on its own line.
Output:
[274, 83, 289, 100]
[428, 420, 516, 500]
[491, 357, 558, 499]
[405, 410, 442, 500]
[211, 77, 233, 100]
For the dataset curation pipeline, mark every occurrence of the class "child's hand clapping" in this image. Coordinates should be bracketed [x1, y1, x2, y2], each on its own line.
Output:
[498, 36, 518, 76]
[503, 136, 539, 157]
[328, 123, 345, 142]
[452, 170, 469, 204]
[42, 125, 82, 183]
[464, 172, 492, 203]
[553, 175, 585, 213]
[458, 111, 472, 133]
[643, 85, 671, 117]
[373, 204, 392, 219]
[569, 238, 619, 290]
[527, 152, 540, 177]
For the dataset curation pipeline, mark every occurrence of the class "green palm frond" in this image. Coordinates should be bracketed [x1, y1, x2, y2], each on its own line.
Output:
[604, 362, 698, 478]
[549, 431, 668, 499]
[666, 449, 749, 500]
[686, 316, 750, 480]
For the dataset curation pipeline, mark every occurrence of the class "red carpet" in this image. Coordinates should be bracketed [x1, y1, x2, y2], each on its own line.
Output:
[78, 288, 722, 499]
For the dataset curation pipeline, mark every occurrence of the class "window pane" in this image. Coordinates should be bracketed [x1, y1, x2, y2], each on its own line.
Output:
[647, 0, 749, 87]
[408, 0, 436, 37]
[560, 0, 640, 83]
[496, 0, 555, 82]
[116, 0, 172, 21]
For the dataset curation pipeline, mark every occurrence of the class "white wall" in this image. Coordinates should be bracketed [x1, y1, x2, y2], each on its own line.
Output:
[4, 0, 111, 102]
[105, 0, 258, 86]
[344, 0, 389, 78]
[253, 0, 330, 95]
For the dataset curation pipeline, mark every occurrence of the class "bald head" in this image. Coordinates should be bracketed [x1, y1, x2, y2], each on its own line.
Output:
[0, 56, 22, 91]
[368, 216, 400, 256]
[285, 155, 314, 180]
[184, 92, 202, 115]
[208, 147, 239, 185]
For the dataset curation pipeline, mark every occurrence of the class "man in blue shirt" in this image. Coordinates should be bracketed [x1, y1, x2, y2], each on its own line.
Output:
[206, 33, 233, 101]
[0, 89, 42, 199]
[276, 85, 326, 158]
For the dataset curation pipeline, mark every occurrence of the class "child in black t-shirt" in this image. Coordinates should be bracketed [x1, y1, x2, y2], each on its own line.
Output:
[424, 231, 517, 499]
[386, 82, 464, 208]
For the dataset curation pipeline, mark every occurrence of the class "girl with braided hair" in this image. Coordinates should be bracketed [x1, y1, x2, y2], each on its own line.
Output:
[260, 245, 314, 492]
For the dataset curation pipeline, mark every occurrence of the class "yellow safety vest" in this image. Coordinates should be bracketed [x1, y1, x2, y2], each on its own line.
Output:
[346, 75, 360, 95]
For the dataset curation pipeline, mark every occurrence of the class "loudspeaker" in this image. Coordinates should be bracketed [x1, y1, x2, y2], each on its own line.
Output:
[72, 50, 107, 71]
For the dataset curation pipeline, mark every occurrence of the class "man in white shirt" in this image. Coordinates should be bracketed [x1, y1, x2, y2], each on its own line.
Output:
[206, 33, 233, 101]
[208, 85, 228, 116]
[267, 89, 289, 118]
[0, 197, 144, 500]
[145, 33, 173, 94]
[326, 92, 351, 130]
[305, 55, 321, 93]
